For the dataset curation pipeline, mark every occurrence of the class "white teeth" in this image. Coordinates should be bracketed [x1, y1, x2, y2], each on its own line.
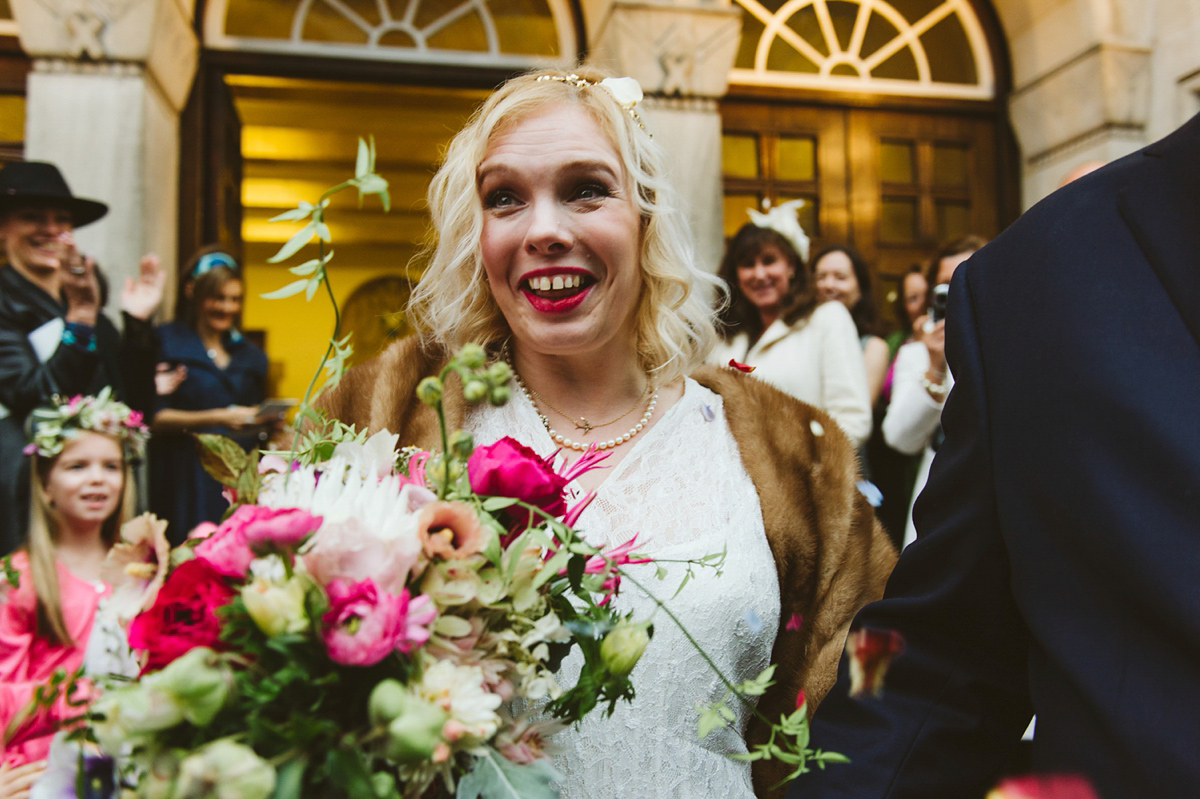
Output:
[528, 274, 585, 291]
[551, 276, 564, 290]
[539, 276, 552, 291]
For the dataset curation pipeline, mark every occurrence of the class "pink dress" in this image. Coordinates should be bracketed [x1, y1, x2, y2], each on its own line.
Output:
[0, 552, 107, 766]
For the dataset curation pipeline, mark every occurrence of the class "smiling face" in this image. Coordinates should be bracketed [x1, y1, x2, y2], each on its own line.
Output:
[196, 276, 244, 336]
[477, 104, 643, 362]
[736, 243, 793, 320]
[901, 270, 928, 323]
[814, 249, 862, 310]
[43, 432, 124, 533]
[1, 204, 73, 289]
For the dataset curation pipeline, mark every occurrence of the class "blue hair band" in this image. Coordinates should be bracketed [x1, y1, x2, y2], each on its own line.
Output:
[191, 252, 238, 280]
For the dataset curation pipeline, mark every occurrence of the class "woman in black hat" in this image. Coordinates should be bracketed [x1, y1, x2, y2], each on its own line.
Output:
[0, 160, 165, 554]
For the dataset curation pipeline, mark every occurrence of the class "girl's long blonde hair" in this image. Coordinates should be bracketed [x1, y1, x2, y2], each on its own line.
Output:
[407, 67, 721, 385]
[26, 441, 134, 647]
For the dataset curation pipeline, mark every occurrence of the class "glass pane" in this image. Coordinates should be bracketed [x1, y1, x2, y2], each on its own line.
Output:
[227, 0, 295, 37]
[933, 142, 969, 187]
[784, 5, 828, 58]
[828, 1, 858, 53]
[880, 140, 915, 184]
[736, 13, 765, 70]
[427, 12, 489, 51]
[920, 14, 977, 84]
[936, 200, 971, 240]
[860, 11, 899, 60]
[492, 0, 560, 56]
[778, 195, 819, 238]
[378, 30, 418, 48]
[302, 2, 371, 43]
[889, 0, 943, 25]
[871, 46, 919, 80]
[0, 95, 24, 142]
[0, 1, 11, 20]
[777, 136, 815, 182]
[723, 134, 760, 179]
[881, 197, 917, 243]
[724, 193, 763, 238]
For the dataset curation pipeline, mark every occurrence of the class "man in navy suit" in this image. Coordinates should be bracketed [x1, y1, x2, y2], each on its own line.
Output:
[795, 112, 1200, 799]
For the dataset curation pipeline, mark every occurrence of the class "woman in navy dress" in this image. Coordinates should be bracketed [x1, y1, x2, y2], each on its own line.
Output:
[149, 249, 268, 543]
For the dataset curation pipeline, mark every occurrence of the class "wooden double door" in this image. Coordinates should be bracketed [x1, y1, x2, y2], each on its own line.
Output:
[720, 100, 1015, 323]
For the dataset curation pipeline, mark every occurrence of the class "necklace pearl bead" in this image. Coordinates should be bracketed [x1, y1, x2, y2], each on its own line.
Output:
[508, 354, 657, 452]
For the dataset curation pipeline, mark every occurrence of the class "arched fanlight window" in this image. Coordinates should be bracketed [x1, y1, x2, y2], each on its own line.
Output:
[731, 0, 993, 100]
[204, 0, 578, 68]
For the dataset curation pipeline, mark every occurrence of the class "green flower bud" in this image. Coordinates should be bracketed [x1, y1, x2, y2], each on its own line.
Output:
[449, 430, 475, 459]
[488, 386, 511, 407]
[600, 622, 651, 677]
[463, 380, 488, 403]
[416, 376, 444, 407]
[242, 576, 309, 638]
[458, 343, 487, 369]
[372, 771, 401, 799]
[368, 679, 407, 727]
[174, 739, 276, 799]
[147, 646, 233, 727]
[487, 361, 512, 386]
[385, 697, 448, 764]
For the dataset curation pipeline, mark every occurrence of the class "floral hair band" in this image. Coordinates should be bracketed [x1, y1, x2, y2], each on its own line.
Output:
[24, 386, 150, 461]
[536, 73, 649, 136]
[748, 199, 811, 264]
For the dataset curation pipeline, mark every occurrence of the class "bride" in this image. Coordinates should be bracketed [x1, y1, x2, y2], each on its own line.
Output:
[317, 68, 895, 798]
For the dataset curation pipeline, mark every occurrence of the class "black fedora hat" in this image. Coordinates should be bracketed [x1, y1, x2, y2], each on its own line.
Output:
[0, 161, 108, 227]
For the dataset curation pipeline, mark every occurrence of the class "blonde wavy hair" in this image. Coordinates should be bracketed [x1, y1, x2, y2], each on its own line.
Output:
[407, 67, 721, 385]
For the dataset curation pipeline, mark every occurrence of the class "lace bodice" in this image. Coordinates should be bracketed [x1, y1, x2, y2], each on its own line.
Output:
[468, 379, 781, 798]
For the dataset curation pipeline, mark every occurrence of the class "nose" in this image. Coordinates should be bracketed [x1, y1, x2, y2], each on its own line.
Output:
[524, 198, 573, 255]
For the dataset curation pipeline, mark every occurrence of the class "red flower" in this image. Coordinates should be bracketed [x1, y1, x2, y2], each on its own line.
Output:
[728, 358, 756, 373]
[988, 775, 1100, 799]
[468, 437, 568, 530]
[846, 627, 906, 698]
[128, 558, 236, 672]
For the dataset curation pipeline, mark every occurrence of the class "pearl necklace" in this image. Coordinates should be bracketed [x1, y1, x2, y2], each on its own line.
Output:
[507, 359, 658, 452]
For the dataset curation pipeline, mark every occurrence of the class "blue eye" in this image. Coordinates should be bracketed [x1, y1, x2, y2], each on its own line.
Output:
[484, 189, 518, 209]
[573, 183, 610, 201]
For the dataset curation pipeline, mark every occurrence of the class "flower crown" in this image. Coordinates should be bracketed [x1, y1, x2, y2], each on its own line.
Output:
[748, 199, 811, 264]
[24, 386, 150, 461]
[535, 73, 649, 135]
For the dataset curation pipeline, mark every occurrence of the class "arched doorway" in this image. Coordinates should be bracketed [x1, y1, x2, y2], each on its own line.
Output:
[720, 0, 1017, 324]
[181, 0, 581, 401]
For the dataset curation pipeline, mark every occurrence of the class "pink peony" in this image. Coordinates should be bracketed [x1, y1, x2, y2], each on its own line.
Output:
[302, 516, 421, 595]
[468, 438, 567, 529]
[239, 506, 322, 551]
[987, 775, 1100, 799]
[321, 579, 435, 666]
[194, 508, 256, 578]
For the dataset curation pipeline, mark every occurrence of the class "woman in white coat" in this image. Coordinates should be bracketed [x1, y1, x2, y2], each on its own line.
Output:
[712, 205, 871, 448]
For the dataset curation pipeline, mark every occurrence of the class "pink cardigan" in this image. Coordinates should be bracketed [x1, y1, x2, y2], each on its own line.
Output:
[0, 552, 106, 766]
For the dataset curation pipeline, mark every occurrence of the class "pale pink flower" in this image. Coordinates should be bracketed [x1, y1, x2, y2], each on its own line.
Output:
[302, 515, 421, 595]
[102, 513, 171, 624]
[417, 501, 487, 560]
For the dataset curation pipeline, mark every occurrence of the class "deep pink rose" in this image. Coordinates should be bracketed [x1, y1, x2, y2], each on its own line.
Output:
[240, 506, 323, 551]
[128, 558, 235, 672]
[989, 775, 1100, 799]
[322, 579, 433, 666]
[468, 437, 567, 529]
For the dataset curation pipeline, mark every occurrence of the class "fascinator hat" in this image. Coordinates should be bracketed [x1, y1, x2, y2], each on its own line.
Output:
[747, 199, 810, 264]
[0, 161, 108, 227]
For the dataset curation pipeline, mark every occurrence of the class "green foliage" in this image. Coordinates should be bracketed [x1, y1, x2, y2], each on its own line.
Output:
[194, 433, 262, 503]
[456, 747, 561, 799]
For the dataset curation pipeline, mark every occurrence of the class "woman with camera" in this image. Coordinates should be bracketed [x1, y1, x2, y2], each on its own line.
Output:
[882, 235, 985, 547]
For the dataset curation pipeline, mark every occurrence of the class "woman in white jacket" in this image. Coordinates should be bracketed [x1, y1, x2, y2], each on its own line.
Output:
[882, 235, 985, 546]
[712, 204, 871, 448]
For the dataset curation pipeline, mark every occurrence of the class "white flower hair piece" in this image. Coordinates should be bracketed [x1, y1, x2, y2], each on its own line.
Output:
[535, 73, 649, 136]
[747, 199, 811, 264]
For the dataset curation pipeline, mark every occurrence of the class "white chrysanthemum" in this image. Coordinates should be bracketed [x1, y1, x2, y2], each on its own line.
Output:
[259, 458, 430, 544]
[418, 660, 503, 742]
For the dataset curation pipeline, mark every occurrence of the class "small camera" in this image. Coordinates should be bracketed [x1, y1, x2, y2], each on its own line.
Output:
[928, 283, 949, 324]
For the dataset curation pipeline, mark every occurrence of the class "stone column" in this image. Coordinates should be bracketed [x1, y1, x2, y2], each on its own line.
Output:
[585, 0, 742, 275]
[11, 0, 198, 318]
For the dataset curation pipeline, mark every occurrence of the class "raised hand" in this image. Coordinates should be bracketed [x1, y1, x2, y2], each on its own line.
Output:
[120, 253, 165, 321]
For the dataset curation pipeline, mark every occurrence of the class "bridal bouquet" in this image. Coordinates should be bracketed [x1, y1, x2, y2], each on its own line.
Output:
[85, 348, 652, 799]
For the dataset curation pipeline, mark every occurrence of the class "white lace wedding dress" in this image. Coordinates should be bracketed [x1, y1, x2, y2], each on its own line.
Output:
[468, 378, 780, 798]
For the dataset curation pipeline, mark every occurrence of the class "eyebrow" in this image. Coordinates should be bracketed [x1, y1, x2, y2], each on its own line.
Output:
[477, 158, 622, 188]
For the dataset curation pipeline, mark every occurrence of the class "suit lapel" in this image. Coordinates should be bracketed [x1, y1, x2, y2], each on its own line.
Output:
[1117, 113, 1200, 349]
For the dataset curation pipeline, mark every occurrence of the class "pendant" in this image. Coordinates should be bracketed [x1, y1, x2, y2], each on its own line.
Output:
[574, 417, 593, 434]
